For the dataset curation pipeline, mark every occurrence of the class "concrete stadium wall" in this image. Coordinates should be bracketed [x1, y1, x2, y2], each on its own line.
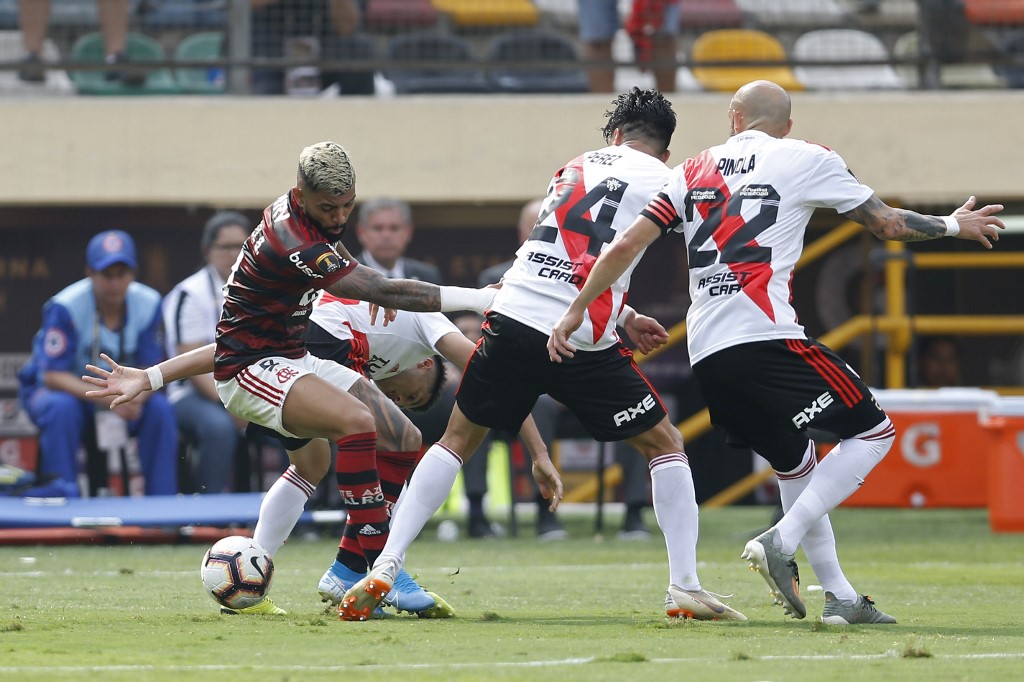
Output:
[1, 90, 1022, 207]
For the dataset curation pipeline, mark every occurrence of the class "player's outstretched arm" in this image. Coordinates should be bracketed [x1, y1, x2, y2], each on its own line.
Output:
[83, 344, 216, 407]
[520, 416, 563, 512]
[844, 194, 1005, 249]
[327, 264, 495, 315]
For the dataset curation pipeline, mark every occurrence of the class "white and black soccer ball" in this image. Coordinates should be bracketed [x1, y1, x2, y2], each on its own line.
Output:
[200, 536, 274, 610]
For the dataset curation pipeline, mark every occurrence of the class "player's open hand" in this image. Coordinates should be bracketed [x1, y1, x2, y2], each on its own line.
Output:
[82, 353, 148, 408]
[368, 302, 398, 327]
[532, 456, 564, 512]
[548, 308, 583, 362]
[952, 195, 1005, 249]
[624, 312, 669, 355]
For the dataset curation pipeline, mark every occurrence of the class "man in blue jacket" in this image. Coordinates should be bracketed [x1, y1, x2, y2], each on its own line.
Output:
[19, 230, 177, 496]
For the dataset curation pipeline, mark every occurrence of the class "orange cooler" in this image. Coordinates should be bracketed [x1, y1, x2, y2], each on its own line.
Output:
[843, 388, 997, 508]
[981, 397, 1024, 532]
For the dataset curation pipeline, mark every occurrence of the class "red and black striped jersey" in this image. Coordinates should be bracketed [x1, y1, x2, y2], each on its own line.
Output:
[214, 190, 357, 380]
[641, 130, 873, 363]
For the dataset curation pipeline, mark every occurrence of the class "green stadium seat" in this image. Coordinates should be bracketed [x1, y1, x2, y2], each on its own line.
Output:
[69, 31, 181, 95]
[174, 32, 226, 94]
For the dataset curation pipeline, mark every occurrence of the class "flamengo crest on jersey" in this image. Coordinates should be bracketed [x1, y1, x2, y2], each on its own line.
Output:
[214, 191, 356, 381]
[642, 130, 873, 364]
[490, 145, 670, 350]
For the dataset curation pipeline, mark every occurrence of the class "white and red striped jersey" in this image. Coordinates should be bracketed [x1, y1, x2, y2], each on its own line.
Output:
[309, 293, 460, 380]
[642, 130, 873, 364]
[491, 144, 671, 350]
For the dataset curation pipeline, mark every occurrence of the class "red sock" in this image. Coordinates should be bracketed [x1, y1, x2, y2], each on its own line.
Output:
[334, 432, 387, 568]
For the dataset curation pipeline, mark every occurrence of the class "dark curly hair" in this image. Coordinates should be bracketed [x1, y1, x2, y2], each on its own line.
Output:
[601, 87, 676, 155]
[404, 355, 449, 413]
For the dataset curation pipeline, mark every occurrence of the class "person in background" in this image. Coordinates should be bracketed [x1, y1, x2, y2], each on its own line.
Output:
[353, 198, 443, 283]
[18, 230, 177, 496]
[577, 0, 680, 93]
[916, 335, 962, 388]
[17, 0, 140, 84]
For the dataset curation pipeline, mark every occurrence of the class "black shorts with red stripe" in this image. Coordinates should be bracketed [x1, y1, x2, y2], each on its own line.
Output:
[456, 312, 667, 442]
[692, 337, 888, 472]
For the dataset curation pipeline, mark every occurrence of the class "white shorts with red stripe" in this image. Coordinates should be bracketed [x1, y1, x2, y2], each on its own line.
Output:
[216, 353, 361, 439]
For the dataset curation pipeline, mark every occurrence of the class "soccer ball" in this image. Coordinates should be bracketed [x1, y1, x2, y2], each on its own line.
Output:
[200, 536, 275, 610]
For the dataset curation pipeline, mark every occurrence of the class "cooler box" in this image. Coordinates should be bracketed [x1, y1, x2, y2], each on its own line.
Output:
[843, 388, 997, 508]
[981, 397, 1024, 532]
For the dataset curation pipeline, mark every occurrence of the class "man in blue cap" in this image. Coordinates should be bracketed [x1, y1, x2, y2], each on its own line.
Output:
[18, 230, 177, 496]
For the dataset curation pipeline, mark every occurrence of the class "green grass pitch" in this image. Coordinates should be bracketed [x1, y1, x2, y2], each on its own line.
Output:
[2, 507, 1022, 681]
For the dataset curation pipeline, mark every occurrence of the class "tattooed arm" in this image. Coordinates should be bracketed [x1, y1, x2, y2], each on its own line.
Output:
[843, 194, 1005, 249]
[348, 377, 421, 452]
[326, 263, 495, 313]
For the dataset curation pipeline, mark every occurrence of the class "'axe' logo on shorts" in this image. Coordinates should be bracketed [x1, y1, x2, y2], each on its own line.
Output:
[791, 391, 834, 428]
[613, 394, 657, 427]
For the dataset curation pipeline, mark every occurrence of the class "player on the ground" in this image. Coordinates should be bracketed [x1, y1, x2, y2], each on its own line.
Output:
[341, 88, 748, 623]
[86, 141, 496, 616]
[550, 80, 1005, 624]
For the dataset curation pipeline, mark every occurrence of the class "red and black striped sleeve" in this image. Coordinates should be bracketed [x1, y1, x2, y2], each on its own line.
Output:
[640, 192, 682, 234]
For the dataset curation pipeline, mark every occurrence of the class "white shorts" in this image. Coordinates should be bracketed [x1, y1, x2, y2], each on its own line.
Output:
[215, 353, 362, 439]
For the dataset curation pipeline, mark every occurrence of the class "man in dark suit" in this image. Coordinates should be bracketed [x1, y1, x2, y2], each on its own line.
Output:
[353, 198, 442, 283]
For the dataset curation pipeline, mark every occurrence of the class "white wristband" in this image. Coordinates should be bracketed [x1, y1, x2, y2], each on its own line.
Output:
[145, 366, 164, 391]
[616, 305, 636, 327]
[439, 286, 496, 314]
[942, 215, 960, 237]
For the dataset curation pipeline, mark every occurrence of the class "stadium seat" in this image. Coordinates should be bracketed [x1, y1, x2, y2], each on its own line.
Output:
[793, 29, 904, 90]
[678, 0, 745, 30]
[484, 29, 588, 93]
[174, 32, 225, 94]
[734, 0, 848, 27]
[964, 0, 1024, 25]
[383, 31, 490, 93]
[892, 30, 1006, 89]
[365, 0, 440, 31]
[430, 0, 540, 27]
[0, 30, 75, 95]
[690, 28, 803, 92]
[69, 31, 181, 94]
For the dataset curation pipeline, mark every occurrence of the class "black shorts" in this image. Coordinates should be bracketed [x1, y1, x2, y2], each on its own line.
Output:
[692, 337, 888, 472]
[456, 312, 667, 442]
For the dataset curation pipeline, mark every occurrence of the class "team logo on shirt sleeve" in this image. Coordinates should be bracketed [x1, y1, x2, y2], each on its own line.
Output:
[316, 249, 345, 275]
[43, 328, 68, 357]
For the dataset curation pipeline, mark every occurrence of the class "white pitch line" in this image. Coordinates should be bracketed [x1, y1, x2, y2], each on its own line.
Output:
[2, 652, 1023, 674]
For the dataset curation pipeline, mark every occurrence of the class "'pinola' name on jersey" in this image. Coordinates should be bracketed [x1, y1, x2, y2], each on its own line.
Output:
[718, 155, 756, 176]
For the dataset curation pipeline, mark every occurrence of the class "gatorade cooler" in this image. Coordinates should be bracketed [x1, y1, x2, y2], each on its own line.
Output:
[981, 397, 1024, 532]
[843, 388, 998, 508]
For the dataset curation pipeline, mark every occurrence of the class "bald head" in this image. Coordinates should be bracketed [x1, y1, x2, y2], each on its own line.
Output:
[517, 198, 544, 244]
[729, 80, 793, 138]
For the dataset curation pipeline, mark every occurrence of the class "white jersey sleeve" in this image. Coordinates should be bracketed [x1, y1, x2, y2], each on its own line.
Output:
[490, 145, 671, 351]
[644, 131, 874, 363]
[310, 294, 460, 380]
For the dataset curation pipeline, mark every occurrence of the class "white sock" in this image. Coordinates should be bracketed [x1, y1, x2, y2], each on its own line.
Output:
[376, 444, 462, 570]
[650, 452, 700, 591]
[775, 419, 895, 555]
[253, 466, 315, 557]
[771, 442, 857, 603]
